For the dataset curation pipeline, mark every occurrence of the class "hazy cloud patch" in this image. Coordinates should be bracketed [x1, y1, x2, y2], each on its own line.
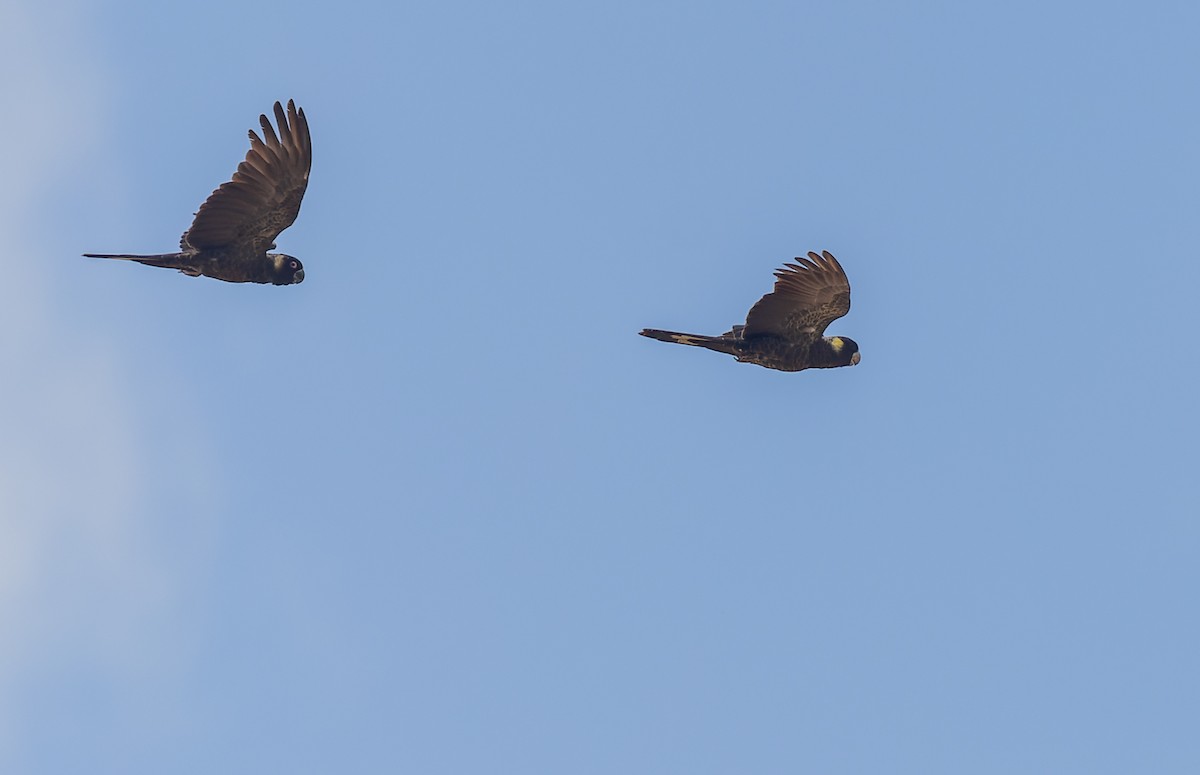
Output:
[0, 5, 214, 766]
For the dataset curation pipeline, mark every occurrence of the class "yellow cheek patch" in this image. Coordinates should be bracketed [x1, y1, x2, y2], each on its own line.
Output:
[829, 336, 844, 352]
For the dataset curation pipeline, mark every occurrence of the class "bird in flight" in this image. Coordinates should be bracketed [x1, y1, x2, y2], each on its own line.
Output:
[85, 100, 311, 285]
[640, 251, 860, 372]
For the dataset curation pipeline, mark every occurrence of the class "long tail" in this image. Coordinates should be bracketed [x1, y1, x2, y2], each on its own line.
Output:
[639, 328, 739, 356]
[83, 252, 183, 266]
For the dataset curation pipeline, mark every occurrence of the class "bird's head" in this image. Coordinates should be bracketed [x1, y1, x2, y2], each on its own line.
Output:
[824, 336, 861, 367]
[269, 253, 305, 285]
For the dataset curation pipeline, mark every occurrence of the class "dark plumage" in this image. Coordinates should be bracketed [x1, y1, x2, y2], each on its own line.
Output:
[640, 251, 860, 372]
[84, 100, 311, 285]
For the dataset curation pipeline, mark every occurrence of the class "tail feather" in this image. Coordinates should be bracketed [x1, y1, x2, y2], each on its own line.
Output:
[639, 328, 738, 355]
[83, 252, 182, 266]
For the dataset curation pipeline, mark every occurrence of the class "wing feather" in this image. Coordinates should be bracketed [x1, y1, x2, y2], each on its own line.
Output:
[742, 251, 852, 340]
[181, 100, 312, 253]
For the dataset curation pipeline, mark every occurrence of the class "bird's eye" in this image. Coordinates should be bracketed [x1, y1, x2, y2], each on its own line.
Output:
[289, 261, 298, 269]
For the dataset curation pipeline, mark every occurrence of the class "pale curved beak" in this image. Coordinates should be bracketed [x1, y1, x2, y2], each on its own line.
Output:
[850, 352, 861, 366]
[293, 268, 305, 284]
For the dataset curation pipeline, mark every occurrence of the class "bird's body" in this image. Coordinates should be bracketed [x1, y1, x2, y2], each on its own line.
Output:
[640, 251, 860, 373]
[85, 100, 311, 286]
[84, 247, 301, 285]
[639, 327, 857, 372]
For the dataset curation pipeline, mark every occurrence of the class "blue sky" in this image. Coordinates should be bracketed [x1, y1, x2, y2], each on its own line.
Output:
[3, 0, 1199, 772]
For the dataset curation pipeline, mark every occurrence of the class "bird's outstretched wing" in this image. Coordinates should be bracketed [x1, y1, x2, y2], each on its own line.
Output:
[181, 100, 311, 254]
[742, 251, 851, 339]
